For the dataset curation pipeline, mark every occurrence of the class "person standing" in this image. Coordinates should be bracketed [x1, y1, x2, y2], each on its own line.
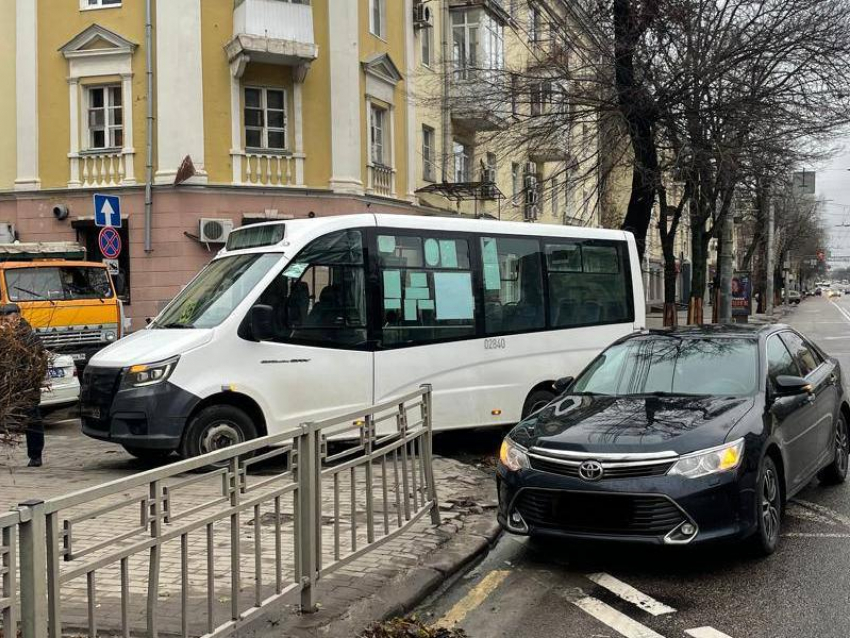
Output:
[0, 303, 46, 466]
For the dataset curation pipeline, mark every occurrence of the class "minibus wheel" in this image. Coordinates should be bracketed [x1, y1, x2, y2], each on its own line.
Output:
[180, 404, 258, 460]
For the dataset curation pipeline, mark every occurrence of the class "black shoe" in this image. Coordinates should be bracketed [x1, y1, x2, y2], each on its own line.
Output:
[27, 457, 42, 467]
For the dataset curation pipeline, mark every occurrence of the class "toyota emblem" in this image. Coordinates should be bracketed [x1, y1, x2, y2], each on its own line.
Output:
[578, 460, 604, 482]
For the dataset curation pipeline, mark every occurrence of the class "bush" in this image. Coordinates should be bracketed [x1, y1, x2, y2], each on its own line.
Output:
[0, 319, 48, 446]
[359, 617, 469, 638]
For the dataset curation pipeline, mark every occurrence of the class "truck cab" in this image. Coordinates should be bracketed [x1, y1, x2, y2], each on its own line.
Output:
[0, 242, 124, 367]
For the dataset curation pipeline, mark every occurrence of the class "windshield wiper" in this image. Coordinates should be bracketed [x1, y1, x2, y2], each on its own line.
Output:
[15, 286, 56, 305]
[626, 391, 711, 398]
[155, 322, 194, 330]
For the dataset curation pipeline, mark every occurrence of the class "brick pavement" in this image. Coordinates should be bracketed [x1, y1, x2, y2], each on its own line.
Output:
[0, 414, 497, 637]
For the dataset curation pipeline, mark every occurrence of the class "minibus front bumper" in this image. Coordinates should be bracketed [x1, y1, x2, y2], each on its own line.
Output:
[81, 366, 198, 450]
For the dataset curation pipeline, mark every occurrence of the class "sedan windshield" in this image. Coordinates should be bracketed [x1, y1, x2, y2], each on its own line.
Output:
[572, 337, 759, 397]
[154, 253, 280, 329]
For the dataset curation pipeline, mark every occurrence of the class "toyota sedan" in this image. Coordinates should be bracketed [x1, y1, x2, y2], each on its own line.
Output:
[497, 325, 850, 555]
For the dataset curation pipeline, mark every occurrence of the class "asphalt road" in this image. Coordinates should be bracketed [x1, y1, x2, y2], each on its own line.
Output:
[420, 296, 850, 638]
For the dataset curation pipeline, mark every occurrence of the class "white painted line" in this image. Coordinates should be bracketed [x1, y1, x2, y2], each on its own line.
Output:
[785, 502, 838, 525]
[585, 572, 676, 616]
[782, 532, 850, 538]
[573, 596, 665, 638]
[793, 499, 850, 530]
[686, 628, 734, 638]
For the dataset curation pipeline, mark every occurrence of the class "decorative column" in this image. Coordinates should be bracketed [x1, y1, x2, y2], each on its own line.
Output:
[155, 0, 206, 183]
[404, 0, 417, 202]
[328, 0, 364, 194]
[15, 0, 39, 190]
[292, 63, 309, 186]
[121, 73, 136, 184]
[67, 78, 81, 188]
[229, 54, 248, 185]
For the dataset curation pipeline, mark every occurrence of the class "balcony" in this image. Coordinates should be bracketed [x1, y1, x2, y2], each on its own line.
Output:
[226, 0, 318, 68]
[232, 150, 305, 187]
[69, 150, 135, 189]
[450, 75, 511, 132]
[367, 164, 395, 197]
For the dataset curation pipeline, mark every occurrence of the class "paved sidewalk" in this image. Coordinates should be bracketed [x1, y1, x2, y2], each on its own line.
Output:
[0, 416, 498, 637]
[645, 304, 793, 329]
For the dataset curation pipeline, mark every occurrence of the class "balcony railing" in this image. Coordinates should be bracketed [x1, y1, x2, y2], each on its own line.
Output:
[450, 75, 511, 132]
[230, 0, 317, 66]
[368, 164, 395, 197]
[70, 151, 134, 188]
[234, 150, 305, 187]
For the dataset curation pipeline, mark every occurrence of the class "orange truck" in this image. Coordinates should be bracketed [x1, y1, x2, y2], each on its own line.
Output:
[0, 242, 124, 367]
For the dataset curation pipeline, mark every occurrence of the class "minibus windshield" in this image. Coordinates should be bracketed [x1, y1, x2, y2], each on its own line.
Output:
[154, 253, 281, 329]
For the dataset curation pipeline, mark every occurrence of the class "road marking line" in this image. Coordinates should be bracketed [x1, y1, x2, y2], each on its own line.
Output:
[782, 532, 850, 538]
[830, 301, 850, 324]
[785, 502, 838, 525]
[573, 596, 665, 638]
[585, 572, 676, 616]
[685, 628, 734, 638]
[433, 569, 510, 628]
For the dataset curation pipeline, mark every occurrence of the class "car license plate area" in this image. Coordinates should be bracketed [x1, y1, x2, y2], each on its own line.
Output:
[71, 353, 87, 361]
[48, 368, 66, 379]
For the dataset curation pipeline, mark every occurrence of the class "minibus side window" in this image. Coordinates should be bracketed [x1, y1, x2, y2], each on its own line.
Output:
[253, 230, 368, 348]
[545, 240, 632, 328]
[480, 237, 545, 335]
[377, 233, 476, 347]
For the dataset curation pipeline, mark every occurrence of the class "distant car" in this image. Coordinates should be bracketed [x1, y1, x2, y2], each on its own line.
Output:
[40, 353, 80, 411]
[829, 289, 843, 299]
[498, 325, 850, 556]
[787, 291, 801, 304]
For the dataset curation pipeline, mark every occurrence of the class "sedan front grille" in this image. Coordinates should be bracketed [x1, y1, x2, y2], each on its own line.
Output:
[529, 454, 674, 480]
[515, 489, 685, 536]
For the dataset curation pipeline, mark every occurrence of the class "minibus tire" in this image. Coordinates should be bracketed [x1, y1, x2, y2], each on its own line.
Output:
[522, 389, 556, 419]
[180, 405, 259, 460]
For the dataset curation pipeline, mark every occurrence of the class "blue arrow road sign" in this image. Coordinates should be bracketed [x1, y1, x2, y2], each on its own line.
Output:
[94, 194, 121, 228]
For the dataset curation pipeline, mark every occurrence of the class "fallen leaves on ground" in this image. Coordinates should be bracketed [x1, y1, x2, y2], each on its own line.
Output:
[359, 616, 469, 638]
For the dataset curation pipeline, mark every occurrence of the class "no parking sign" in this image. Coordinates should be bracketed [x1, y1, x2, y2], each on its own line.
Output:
[99, 227, 122, 259]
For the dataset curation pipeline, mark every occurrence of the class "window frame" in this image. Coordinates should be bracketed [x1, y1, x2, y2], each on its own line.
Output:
[244, 86, 288, 152]
[453, 140, 471, 182]
[766, 333, 802, 387]
[85, 84, 124, 151]
[370, 0, 387, 39]
[779, 331, 823, 378]
[370, 103, 389, 167]
[422, 125, 436, 182]
[81, 0, 121, 10]
[421, 21, 433, 67]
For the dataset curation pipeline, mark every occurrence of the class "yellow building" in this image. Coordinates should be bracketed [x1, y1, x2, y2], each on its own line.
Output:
[0, 0, 599, 325]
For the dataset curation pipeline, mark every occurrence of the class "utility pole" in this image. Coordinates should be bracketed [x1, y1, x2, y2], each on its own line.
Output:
[718, 211, 734, 322]
[765, 200, 775, 317]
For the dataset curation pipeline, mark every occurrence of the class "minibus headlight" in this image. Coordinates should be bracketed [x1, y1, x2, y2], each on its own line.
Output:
[120, 356, 179, 389]
[668, 439, 744, 478]
[499, 438, 530, 472]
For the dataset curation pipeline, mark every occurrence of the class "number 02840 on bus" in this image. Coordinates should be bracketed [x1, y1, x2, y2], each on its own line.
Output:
[81, 214, 645, 460]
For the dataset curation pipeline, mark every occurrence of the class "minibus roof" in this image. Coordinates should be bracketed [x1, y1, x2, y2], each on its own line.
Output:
[218, 214, 632, 257]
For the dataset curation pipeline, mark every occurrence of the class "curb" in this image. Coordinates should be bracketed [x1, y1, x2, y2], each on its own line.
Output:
[305, 514, 502, 637]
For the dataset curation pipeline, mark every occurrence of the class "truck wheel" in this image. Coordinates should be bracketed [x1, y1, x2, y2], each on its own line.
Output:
[179, 405, 258, 460]
[123, 446, 174, 464]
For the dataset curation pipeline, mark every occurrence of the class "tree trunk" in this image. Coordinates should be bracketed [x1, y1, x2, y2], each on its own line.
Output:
[660, 219, 678, 327]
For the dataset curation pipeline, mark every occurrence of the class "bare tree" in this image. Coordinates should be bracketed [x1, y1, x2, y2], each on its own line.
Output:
[0, 319, 48, 448]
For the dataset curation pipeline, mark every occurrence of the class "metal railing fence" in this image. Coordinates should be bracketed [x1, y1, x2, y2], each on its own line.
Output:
[1, 385, 438, 638]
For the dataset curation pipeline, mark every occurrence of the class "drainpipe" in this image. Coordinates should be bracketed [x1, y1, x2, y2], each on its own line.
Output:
[441, 0, 451, 183]
[144, 0, 154, 253]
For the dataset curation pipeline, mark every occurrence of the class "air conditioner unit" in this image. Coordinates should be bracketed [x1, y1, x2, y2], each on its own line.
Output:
[524, 161, 538, 176]
[199, 218, 234, 243]
[524, 203, 540, 222]
[413, 2, 433, 28]
[482, 167, 497, 184]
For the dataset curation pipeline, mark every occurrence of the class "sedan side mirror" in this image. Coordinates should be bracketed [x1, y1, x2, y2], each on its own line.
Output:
[553, 376, 574, 394]
[248, 304, 275, 342]
[774, 375, 813, 397]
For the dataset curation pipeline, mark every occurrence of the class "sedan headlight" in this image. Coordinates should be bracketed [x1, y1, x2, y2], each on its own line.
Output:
[499, 438, 530, 472]
[668, 438, 745, 478]
[120, 356, 179, 389]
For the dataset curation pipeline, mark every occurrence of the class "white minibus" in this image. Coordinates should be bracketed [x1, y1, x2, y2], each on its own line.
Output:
[81, 214, 645, 459]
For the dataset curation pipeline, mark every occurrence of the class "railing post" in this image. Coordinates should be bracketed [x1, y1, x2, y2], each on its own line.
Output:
[419, 385, 441, 526]
[298, 423, 319, 613]
[17, 500, 48, 638]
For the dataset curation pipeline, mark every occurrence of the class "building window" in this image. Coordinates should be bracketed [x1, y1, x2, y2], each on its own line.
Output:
[512, 162, 520, 199]
[453, 140, 471, 182]
[82, 0, 121, 9]
[530, 6, 543, 45]
[530, 81, 553, 116]
[86, 85, 123, 150]
[244, 87, 287, 150]
[421, 23, 433, 67]
[452, 9, 504, 80]
[370, 104, 388, 166]
[370, 0, 387, 39]
[551, 177, 560, 218]
[422, 126, 436, 181]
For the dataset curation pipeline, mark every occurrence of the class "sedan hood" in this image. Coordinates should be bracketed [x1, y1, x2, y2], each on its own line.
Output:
[511, 394, 756, 455]
[88, 328, 214, 368]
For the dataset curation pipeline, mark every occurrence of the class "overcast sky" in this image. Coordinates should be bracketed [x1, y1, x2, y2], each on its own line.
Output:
[816, 144, 850, 259]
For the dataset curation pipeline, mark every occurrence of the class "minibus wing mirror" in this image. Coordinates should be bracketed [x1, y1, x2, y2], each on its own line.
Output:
[249, 304, 275, 342]
[553, 376, 574, 394]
